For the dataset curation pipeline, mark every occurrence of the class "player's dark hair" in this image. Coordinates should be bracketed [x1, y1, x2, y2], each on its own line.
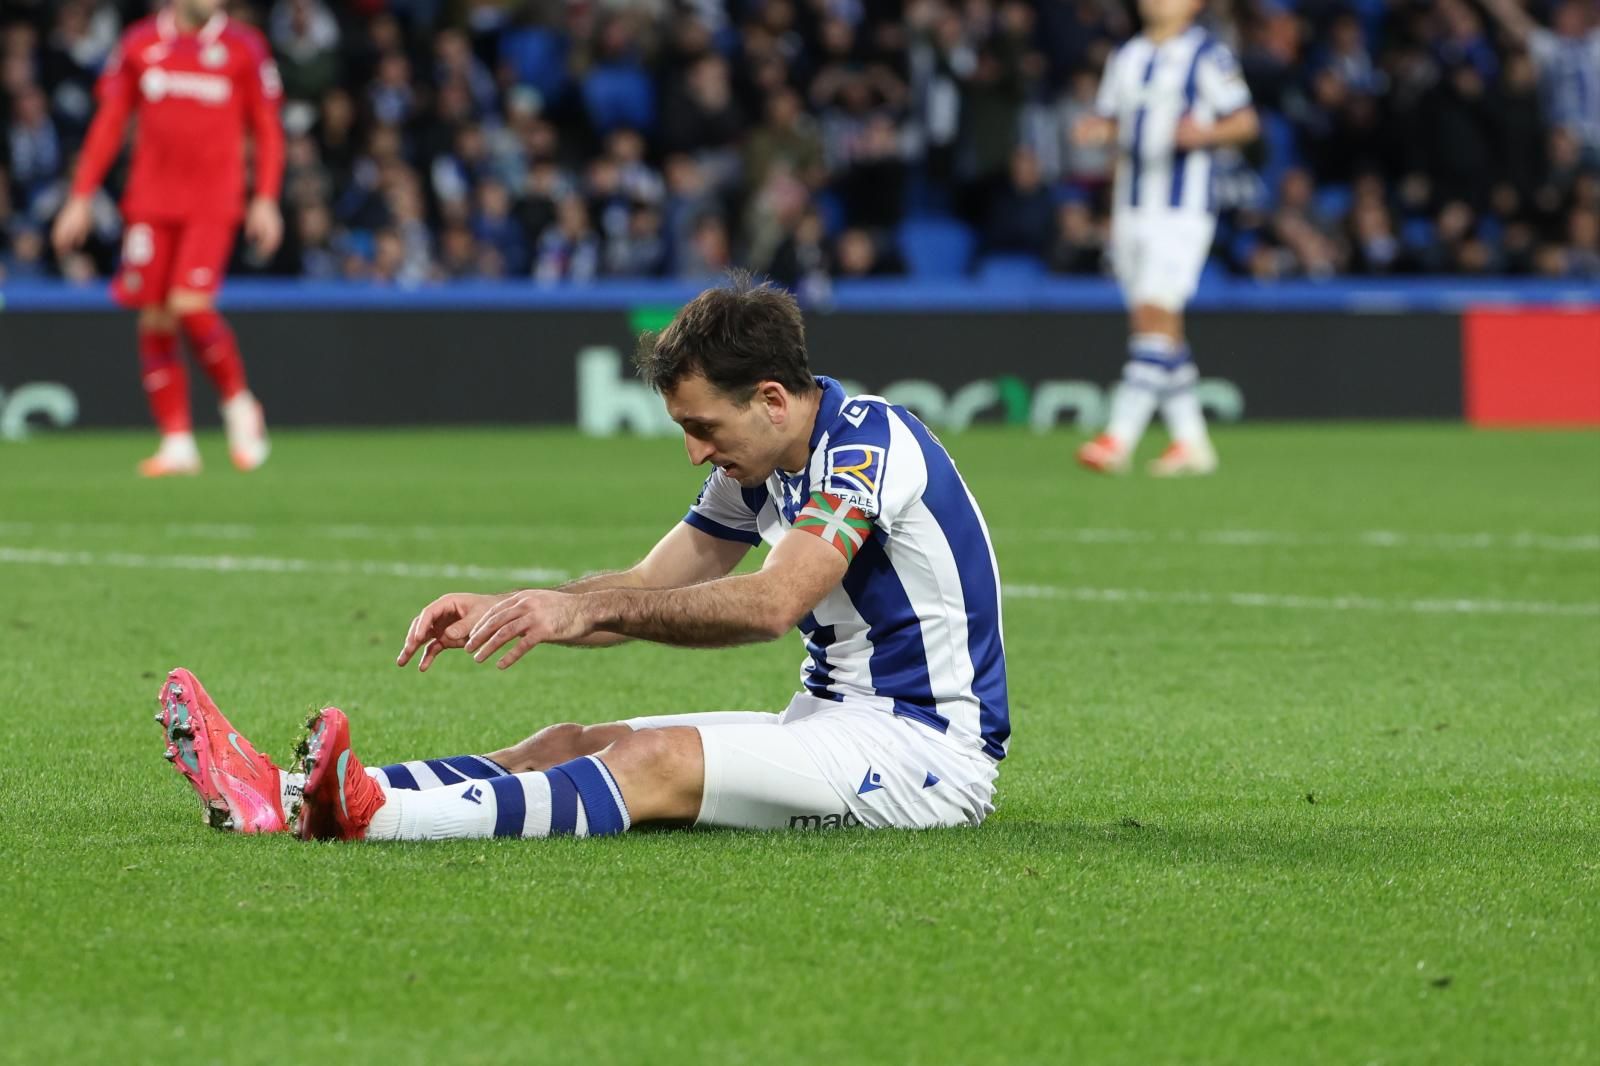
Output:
[635, 272, 818, 403]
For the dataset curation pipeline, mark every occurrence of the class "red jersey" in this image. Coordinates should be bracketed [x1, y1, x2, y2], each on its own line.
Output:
[72, 10, 284, 223]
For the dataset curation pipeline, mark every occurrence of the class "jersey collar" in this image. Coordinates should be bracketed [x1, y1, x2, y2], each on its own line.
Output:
[157, 10, 228, 42]
[808, 375, 846, 454]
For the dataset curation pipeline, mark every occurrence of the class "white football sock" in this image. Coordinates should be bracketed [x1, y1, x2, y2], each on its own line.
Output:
[1160, 361, 1210, 445]
[1105, 333, 1178, 449]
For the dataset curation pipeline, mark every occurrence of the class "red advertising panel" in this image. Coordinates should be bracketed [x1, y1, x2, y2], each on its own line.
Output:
[1463, 309, 1600, 426]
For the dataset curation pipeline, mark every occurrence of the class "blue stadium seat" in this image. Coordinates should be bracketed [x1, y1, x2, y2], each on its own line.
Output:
[582, 65, 655, 134]
[1314, 184, 1353, 222]
[977, 254, 1046, 285]
[1401, 218, 1436, 250]
[813, 190, 846, 236]
[499, 28, 569, 102]
[898, 219, 975, 278]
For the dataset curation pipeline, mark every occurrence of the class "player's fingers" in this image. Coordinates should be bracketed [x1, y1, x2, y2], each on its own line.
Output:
[472, 620, 525, 663]
[397, 611, 431, 664]
[466, 599, 518, 648]
[497, 635, 541, 670]
[417, 639, 446, 672]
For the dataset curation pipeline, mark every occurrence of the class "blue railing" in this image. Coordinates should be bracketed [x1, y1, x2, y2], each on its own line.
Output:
[1, 276, 1595, 313]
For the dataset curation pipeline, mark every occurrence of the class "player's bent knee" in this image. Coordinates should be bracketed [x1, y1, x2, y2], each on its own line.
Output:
[598, 727, 704, 820]
[139, 307, 176, 332]
[167, 289, 214, 315]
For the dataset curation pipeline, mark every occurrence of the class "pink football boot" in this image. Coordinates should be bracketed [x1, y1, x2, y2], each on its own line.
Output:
[156, 668, 287, 833]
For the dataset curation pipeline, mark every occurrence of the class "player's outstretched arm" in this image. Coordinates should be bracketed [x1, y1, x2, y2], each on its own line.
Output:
[397, 522, 751, 668]
[463, 529, 845, 669]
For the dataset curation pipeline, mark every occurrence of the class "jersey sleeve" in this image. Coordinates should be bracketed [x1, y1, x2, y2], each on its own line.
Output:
[239, 31, 285, 201]
[683, 470, 762, 545]
[1196, 42, 1252, 116]
[1094, 46, 1121, 118]
[819, 402, 927, 535]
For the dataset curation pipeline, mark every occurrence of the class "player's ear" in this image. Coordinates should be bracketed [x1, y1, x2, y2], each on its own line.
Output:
[756, 381, 788, 426]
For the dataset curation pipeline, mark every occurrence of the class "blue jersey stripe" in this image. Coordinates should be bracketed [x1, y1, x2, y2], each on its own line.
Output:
[800, 614, 842, 701]
[682, 510, 760, 545]
[899, 418, 1010, 760]
[1127, 49, 1159, 208]
[840, 533, 943, 726]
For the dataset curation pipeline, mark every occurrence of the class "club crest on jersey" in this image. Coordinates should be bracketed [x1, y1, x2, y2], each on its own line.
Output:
[201, 42, 228, 68]
[824, 444, 885, 515]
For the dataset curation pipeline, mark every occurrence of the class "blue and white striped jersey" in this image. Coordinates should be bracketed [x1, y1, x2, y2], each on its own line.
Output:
[683, 376, 1011, 762]
[1095, 25, 1252, 215]
[1528, 27, 1600, 151]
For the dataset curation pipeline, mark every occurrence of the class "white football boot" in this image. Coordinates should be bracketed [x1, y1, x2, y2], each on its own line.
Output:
[1148, 439, 1219, 477]
[222, 391, 271, 472]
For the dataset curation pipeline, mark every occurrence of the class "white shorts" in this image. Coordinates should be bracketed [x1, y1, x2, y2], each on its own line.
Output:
[1110, 210, 1217, 312]
[626, 694, 999, 831]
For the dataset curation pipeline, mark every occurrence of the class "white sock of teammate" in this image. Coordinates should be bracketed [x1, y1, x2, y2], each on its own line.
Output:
[1158, 353, 1211, 446]
[364, 756, 631, 841]
[1104, 334, 1177, 451]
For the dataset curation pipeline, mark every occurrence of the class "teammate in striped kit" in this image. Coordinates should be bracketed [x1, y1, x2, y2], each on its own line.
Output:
[1074, 0, 1259, 477]
[153, 277, 1009, 841]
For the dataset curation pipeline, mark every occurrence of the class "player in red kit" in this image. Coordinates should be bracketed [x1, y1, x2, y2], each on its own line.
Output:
[51, 0, 284, 477]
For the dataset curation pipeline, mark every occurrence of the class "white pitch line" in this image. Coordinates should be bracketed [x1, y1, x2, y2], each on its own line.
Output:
[0, 519, 1593, 553]
[2, 545, 1595, 619]
[1001, 583, 1600, 618]
[998, 527, 1600, 553]
[0, 546, 568, 585]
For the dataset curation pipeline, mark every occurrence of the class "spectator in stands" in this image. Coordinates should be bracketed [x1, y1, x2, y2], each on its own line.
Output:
[6, 85, 61, 210]
[744, 88, 826, 195]
[534, 194, 600, 284]
[270, 0, 341, 107]
[833, 227, 904, 279]
[2, 0, 1594, 289]
[766, 205, 831, 297]
[677, 210, 733, 280]
[834, 112, 908, 230]
[472, 177, 528, 275]
[1483, 0, 1600, 163]
[984, 145, 1053, 256]
[1048, 195, 1103, 275]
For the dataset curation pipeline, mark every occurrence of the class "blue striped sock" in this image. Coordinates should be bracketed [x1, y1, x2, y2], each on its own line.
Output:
[485, 756, 631, 838]
[370, 754, 509, 791]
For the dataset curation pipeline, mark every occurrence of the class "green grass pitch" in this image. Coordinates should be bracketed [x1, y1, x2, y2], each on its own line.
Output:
[1, 424, 1596, 1065]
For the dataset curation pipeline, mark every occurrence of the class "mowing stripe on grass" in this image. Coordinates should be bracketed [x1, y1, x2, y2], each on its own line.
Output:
[1, 520, 1596, 553]
[3, 544, 1596, 619]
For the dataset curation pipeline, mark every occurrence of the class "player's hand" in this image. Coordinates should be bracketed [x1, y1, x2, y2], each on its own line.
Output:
[1072, 115, 1115, 148]
[464, 590, 593, 670]
[1174, 114, 1212, 151]
[50, 196, 94, 256]
[397, 592, 502, 671]
[245, 197, 283, 258]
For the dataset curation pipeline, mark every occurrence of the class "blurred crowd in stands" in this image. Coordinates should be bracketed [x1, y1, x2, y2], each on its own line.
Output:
[2, 0, 1597, 289]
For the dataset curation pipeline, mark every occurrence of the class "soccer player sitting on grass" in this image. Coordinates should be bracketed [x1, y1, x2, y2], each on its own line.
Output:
[155, 277, 1010, 839]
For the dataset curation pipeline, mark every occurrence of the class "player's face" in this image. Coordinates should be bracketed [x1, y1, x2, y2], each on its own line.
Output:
[664, 374, 787, 487]
[174, 0, 226, 26]
[1138, 0, 1204, 30]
